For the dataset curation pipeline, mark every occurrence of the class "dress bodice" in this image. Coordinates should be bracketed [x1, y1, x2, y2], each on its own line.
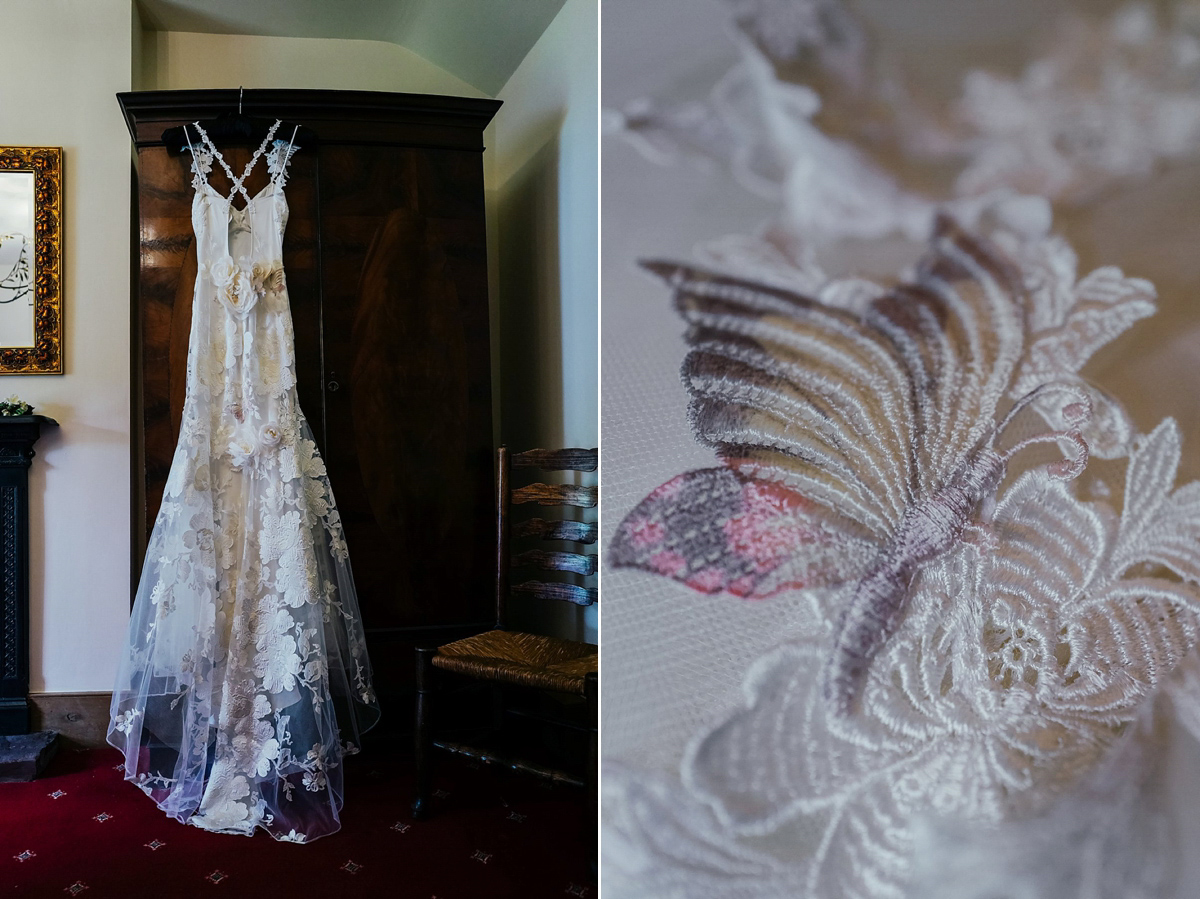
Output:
[187, 117, 300, 301]
[186, 120, 298, 319]
[180, 119, 303, 439]
[193, 183, 288, 262]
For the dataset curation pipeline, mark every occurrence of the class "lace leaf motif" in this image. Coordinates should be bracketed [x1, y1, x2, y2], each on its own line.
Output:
[602, 763, 812, 899]
[266, 139, 299, 185]
[187, 147, 215, 190]
[1013, 264, 1156, 399]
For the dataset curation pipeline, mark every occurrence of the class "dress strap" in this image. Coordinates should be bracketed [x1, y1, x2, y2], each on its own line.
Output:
[183, 123, 214, 192]
[191, 118, 283, 203]
[191, 121, 237, 185]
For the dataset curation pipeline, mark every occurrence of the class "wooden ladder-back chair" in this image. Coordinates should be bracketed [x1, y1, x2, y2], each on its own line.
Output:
[412, 446, 598, 825]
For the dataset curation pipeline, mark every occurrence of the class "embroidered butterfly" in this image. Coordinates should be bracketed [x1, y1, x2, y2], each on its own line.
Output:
[610, 215, 1148, 714]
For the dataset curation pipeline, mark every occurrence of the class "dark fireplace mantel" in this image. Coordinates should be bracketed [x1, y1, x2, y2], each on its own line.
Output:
[0, 415, 57, 736]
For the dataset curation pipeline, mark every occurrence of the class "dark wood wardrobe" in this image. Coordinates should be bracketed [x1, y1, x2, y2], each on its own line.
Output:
[118, 89, 502, 739]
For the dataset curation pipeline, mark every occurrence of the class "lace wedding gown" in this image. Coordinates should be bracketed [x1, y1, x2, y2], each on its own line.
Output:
[107, 120, 380, 843]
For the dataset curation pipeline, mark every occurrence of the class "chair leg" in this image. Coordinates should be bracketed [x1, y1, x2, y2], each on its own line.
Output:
[585, 670, 598, 878]
[413, 646, 437, 819]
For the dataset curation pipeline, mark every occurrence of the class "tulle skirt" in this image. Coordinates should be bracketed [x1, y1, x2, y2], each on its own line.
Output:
[108, 411, 380, 843]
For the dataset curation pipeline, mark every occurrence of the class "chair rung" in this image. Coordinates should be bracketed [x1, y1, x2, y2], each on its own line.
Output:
[512, 448, 597, 472]
[512, 482, 597, 508]
[513, 517, 598, 544]
[432, 740, 585, 788]
[513, 549, 597, 576]
[512, 580, 597, 606]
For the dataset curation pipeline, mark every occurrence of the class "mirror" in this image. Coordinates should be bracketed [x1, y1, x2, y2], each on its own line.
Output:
[0, 172, 35, 346]
[0, 148, 62, 374]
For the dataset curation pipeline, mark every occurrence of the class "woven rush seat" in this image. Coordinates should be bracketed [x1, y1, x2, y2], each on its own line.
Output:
[433, 630, 597, 695]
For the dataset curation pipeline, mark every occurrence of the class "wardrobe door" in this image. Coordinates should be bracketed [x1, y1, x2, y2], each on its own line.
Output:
[317, 144, 496, 693]
[132, 143, 192, 560]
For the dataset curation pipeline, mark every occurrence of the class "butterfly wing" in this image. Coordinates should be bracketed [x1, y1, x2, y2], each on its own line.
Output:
[613, 216, 1030, 597]
[611, 265, 915, 595]
[609, 466, 879, 597]
[650, 265, 921, 539]
[881, 216, 1029, 490]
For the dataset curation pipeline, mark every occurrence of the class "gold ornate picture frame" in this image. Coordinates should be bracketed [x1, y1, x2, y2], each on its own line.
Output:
[0, 146, 62, 374]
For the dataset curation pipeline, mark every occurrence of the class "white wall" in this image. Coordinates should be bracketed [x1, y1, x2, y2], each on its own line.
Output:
[489, 0, 599, 642]
[141, 31, 486, 97]
[1, 0, 134, 693]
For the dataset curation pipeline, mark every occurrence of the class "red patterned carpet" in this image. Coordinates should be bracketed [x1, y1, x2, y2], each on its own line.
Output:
[0, 746, 593, 898]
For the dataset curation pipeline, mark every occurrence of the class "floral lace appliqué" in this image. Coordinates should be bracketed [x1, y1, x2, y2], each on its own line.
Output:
[607, 205, 1198, 899]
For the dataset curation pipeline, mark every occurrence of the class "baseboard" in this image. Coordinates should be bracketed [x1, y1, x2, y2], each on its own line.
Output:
[29, 692, 112, 749]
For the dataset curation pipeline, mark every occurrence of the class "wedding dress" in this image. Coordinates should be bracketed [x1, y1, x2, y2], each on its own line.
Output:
[107, 120, 380, 843]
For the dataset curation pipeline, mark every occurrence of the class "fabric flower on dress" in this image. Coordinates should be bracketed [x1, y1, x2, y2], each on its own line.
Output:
[221, 268, 257, 318]
[209, 254, 258, 319]
[607, 1, 1200, 256]
[187, 147, 215, 189]
[208, 254, 238, 289]
[954, 4, 1200, 203]
[260, 510, 303, 564]
[276, 547, 317, 609]
[231, 715, 280, 779]
[258, 422, 282, 448]
[227, 429, 257, 470]
[251, 260, 285, 298]
[302, 743, 329, 792]
[266, 141, 299, 183]
[192, 462, 210, 493]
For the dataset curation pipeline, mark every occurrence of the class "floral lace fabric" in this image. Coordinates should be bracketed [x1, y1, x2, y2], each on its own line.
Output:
[107, 120, 379, 843]
[603, 1, 1200, 896]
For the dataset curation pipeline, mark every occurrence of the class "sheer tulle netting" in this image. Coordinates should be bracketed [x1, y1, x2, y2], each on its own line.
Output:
[108, 121, 379, 843]
[603, 1, 1200, 897]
